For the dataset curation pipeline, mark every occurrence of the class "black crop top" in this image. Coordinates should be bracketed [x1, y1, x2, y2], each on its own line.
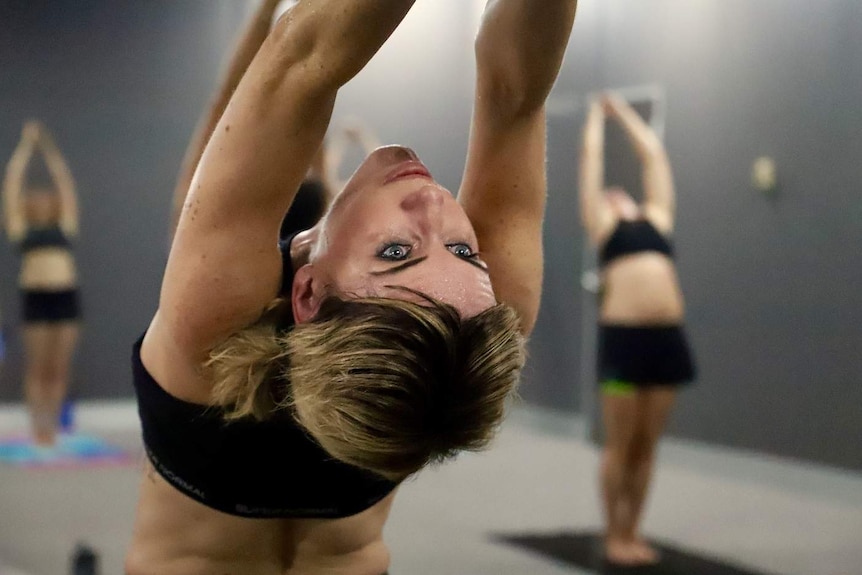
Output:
[20, 226, 71, 253]
[279, 179, 326, 242]
[132, 237, 397, 519]
[599, 219, 674, 267]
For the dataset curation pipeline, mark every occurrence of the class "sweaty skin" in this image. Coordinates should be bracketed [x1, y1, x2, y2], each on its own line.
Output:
[127, 459, 396, 575]
[128, 0, 578, 572]
[600, 245, 685, 324]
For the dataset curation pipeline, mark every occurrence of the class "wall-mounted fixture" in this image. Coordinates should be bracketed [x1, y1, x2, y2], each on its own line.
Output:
[752, 156, 778, 193]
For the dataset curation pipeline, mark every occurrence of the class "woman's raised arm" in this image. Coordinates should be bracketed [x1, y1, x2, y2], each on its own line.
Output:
[37, 124, 79, 237]
[2, 123, 38, 242]
[603, 94, 676, 230]
[579, 100, 614, 244]
[168, 0, 283, 242]
[156, 0, 417, 359]
[458, 0, 578, 335]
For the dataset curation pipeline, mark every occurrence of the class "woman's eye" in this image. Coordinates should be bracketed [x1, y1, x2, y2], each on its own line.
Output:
[379, 244, 412, 261]
[447, 243, 475, 258]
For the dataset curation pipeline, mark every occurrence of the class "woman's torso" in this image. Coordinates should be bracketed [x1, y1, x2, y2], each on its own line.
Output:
[127, 466, 394, 575]
[18, 226, 77, 289]
[128, 289, 395, 575]
[598, 216, 685, 325]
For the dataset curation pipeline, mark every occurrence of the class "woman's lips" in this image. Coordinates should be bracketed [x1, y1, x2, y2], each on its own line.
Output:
[384, 161, 432, 184]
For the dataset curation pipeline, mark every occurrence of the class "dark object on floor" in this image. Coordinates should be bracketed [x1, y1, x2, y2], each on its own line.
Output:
[493, 530, 780, 575]
[71, 544, 98, 575]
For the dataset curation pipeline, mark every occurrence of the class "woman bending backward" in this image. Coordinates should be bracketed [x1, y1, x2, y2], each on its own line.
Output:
[127, 1, 578, 574]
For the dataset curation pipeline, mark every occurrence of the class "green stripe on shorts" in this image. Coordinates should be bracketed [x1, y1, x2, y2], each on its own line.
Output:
[601, 379, 636, 396]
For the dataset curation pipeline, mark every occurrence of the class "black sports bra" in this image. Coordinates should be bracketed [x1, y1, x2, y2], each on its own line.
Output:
[599, 219, 674, 267]
[20, 226, 71, 253]
[279, 179, 326, 242]
[132, 237, 397, 519]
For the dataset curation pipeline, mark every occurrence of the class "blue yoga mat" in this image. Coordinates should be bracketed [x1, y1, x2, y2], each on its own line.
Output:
[0, 433, 133, 469]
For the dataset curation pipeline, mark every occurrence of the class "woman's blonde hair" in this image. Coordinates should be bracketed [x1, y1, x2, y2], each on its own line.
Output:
[208, 295, 525, 481]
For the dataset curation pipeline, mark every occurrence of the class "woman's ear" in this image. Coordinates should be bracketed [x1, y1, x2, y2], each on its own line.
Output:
[292, 264, 324, 323]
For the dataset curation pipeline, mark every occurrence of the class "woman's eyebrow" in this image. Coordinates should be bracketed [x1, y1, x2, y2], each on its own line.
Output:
[462, 257, 490, 274]
[370, 256, 429, 276]
[370, 254, 490, 277]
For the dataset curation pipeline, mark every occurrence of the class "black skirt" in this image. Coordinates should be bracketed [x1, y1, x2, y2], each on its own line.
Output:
[597, 324, 696, 386]
[21, 289, 81, 323]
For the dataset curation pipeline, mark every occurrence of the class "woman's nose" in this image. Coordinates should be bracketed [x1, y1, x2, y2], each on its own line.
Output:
[401, 186, 446, 233]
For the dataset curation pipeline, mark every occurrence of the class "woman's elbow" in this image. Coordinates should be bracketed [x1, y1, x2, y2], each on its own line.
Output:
[267, 7, 366, 93]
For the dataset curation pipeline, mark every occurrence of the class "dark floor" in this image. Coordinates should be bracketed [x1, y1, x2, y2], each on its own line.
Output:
[496, 531, 780, 575]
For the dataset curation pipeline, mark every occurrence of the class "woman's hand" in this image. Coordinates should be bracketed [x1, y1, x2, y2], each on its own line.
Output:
[602, 92, 662, 155]
[35, 124, 60, 155]
[21, 121, 42, 145]
[600, 93, 623, 116]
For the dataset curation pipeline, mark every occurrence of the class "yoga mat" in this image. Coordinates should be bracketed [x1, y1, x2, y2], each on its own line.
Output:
[494, 530, 779, 575]
[0, 433, 133, 469]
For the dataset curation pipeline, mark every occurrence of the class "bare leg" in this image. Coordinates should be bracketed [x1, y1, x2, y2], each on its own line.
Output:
[599, 390, 640, 565]
[22, 322, 79, 446]
[46, 322, 80, 432]
[623, 386, 677, 563]
[23, 324, 57, 445]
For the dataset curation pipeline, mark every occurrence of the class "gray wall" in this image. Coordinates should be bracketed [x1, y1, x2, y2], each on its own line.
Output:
[0, 0, 260, 402]
[524, 0, 862, 471]
[1, 0, 861, 471]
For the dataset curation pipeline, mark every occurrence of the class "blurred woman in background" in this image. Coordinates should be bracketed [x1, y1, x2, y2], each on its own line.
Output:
[3, 120, 81, 447]
[579, 94, 696, 566]
[127, 0, 577, 574]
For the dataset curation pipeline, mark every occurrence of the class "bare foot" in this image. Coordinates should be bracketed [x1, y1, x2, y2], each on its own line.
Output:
[33, 430, 57, 447]
[632, 538, 660, 565]
[604, 538, 642, 566]
[605, 537, 660, 566]
[32, 411, 58, 447]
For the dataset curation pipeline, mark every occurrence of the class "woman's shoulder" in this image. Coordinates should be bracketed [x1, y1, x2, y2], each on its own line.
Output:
[139, 316, 214, 406]
[593, 215, 621, 248]
[642, 206, 673, 236]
